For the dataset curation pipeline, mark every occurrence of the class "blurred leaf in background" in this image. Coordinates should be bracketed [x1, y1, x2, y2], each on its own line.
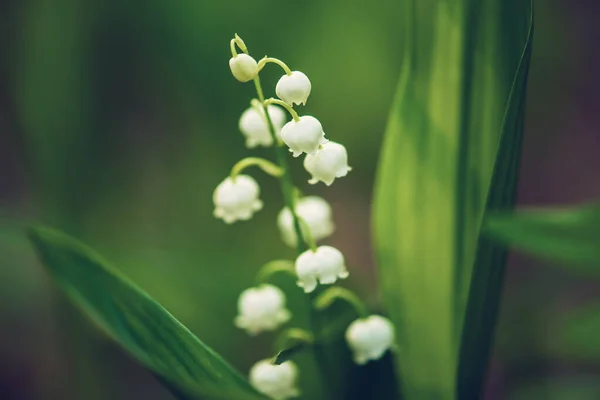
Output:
[484, 203, 600, 269]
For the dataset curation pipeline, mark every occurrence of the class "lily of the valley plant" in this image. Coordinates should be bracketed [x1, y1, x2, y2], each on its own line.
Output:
[219, 34, 395, 399]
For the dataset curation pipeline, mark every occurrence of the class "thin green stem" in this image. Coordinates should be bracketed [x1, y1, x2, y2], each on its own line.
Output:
[253, 77, 265, 102]
[314, 287, 369, 317]
[229, 39, 238, 57]
[273, 328, 315, 365]
[253, 76, 304, 253]
[275, 328, 314, 350]
[256, 260, 296, 284]
[252, 73, 332, 398]
[264, 98, 300, 122]
[297, 217, 317, 252]
[230, 157, 283, 180]
[257, 57, 293, 75]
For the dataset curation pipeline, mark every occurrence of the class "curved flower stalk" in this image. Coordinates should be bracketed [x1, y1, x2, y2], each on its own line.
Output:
[221, 34, 396, 398]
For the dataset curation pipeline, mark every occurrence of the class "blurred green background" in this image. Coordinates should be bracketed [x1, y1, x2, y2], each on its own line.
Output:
[1, 0, 599, 399]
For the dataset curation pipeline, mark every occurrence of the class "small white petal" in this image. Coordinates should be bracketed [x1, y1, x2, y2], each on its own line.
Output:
[229, 54, 258, 82]
[250, 360, 300, 400]
[304, 141, 351, 186]
[235, 285, 291, 335]
[280, 116, 326, 157]
[239, 105, 287, 148]
[277, 196, 335, 248]
[276, 71, 311, 106]
[295, 246, 348, 292]
[345, 315, 395, 365]
[213, 175, 263, 223]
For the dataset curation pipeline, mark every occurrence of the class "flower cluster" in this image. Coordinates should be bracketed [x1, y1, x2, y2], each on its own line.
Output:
[217, 34, 395, 399]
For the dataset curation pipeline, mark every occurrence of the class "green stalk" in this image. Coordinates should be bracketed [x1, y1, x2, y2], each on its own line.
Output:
[253, 75, 332, 398]
[253, 77, 305, 254]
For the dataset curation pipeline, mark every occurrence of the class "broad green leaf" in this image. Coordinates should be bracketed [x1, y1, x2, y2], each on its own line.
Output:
[27, 226, 265, 400]
[372, 0, 533, 399]
[484, 204, 600, 268]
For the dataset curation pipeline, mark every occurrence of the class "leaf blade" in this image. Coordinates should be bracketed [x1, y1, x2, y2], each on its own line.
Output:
[372, 0, 533, 398]
[27, 226, 265, 400]
[457, 6, 534, 394]
[483, 204, 600, 267]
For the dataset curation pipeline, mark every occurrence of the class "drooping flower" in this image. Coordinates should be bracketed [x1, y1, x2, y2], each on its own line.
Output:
[239, 105, 287, 148]
[303, 141, 351, 186]
[229, 53, 259, 82]
[295, 246, 349, 293]
[276, 71, 311, 106]
[249, 360, 300, 400]
[280, 116, 326, 157]
[234, 285, 291, 335]
[345, 315, 395, 365]
[213, 175, 262, 223]
[277, 196, 334, 247]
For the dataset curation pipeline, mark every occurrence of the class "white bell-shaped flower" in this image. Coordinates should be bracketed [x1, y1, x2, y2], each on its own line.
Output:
[229, 53, 259, 82]
[213, 175, 262, 223]
[345, 315, 395, 365]
[277, 196, 334, 247]
[234, 285, 291, 335]
[239, 105, 287, 148]
[276, 71, 311, 106]
[249, 360, 300, 400]
[295, 246, 348, 293]
[280, 116, 327, 157]
[304, 141, 351, 186]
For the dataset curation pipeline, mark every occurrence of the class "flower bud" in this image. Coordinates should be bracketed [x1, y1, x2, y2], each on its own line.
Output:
[276, 71, 312, 106]
[277, 196, 334, 247]
[213, 175, 262, 223]
[303, 141, 351, 186]
[249, 360, 300, 400]
[239, 105, 286, 148]
[295, 245, 348, 293]
[234, 285, 291, 335]
[229, 53, 259, 82]
[280, 116, 326, 157]
[345, 315, 395, 365]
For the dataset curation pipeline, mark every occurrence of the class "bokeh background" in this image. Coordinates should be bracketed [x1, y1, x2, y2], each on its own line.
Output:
[1, 0, 599, 399]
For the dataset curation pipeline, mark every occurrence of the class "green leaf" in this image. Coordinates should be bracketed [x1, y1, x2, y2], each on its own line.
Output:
[484, 204, 600, 268]
[372, 0, 533, 399]
[27, 226, 266, 400]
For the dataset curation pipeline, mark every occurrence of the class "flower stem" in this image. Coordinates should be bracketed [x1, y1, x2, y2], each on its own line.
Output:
[232, 33, 248, 54]
[297, 217, 318, 252]
[264, 98, 300, 122]
[257, 57, 293, 75]
[230, 39, 238, 57]
[253, 76, 305, 254]
[253, 73, 332, 398]
[256, 259, 296, 284]
[230, 157, 283, 180]
[314, 287, 369, 317]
